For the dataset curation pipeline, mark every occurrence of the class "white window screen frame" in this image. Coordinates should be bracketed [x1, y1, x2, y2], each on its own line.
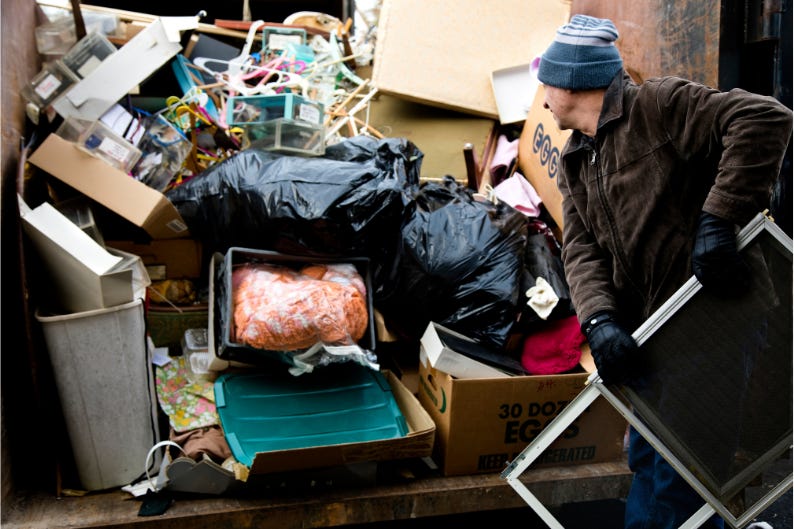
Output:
[501, 212, 793, 529]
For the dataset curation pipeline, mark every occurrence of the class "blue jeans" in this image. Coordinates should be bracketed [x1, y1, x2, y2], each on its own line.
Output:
[625, 426, 724, 529]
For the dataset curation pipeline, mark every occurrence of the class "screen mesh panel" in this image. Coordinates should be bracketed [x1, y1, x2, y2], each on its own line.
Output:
[617, 227, 792, 508]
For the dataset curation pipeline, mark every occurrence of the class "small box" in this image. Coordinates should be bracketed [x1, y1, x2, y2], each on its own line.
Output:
[262, 26, 307, 53]
[35, 16, 79, 56]
[146, 304, 209, 350]
[417, 349, 627, 476]
[21, 60, 80, 109]
[103, 238, 203, 280]
[227, 93, 323, 126]
[182, 328, 214, 383]
[208, 248, 376, 370]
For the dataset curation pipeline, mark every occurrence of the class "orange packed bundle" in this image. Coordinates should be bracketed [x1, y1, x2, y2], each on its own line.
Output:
[231, 262, 369, 352]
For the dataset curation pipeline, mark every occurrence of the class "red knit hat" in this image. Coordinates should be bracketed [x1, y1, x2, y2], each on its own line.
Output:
[521, 315, 585, 375]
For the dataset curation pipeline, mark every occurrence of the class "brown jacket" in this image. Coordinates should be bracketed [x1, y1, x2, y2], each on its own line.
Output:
[558, 71, 792, 329]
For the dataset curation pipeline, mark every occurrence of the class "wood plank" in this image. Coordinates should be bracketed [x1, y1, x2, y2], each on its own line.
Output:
[2, 459, 632, 529]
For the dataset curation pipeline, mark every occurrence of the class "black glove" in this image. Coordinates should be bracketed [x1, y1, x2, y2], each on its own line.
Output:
[583, 311, 640, 385]
[691, 211, 750, 294]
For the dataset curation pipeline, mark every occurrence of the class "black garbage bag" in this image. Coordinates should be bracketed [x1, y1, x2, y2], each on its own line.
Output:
[375, 176, 527, 349]
[165, 136, 422, 278]
[514, 218, 576, 332]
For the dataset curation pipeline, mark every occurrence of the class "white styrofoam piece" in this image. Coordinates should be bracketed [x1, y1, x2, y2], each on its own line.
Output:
[53, 17, 197, 121]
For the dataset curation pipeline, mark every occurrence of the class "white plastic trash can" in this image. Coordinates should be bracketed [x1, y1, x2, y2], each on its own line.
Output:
[35, 298, 160, 491]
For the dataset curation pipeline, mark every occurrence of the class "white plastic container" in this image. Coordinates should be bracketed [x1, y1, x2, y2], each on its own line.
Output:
[35, 299, 160, 491]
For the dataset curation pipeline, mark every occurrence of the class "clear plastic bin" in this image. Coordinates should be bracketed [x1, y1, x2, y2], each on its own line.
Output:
[61, 31, 117, 79]
[21, 60, 79, 109]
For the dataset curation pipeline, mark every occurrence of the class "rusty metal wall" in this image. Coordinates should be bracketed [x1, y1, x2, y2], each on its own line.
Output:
[1, 0, 47, 503]
[571, 0, 722, 87]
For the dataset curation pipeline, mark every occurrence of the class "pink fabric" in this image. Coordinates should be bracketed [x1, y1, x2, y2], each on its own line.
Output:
[489, 135, 519, 186]
[521, 315, 585, 375]
[494, 172, 543, 217]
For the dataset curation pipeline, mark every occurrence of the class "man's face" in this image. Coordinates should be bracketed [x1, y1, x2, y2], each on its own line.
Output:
[542, 85, 577, 131]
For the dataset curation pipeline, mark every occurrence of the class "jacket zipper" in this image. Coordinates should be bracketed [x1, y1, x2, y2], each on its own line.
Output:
[591, 143, 647, 308]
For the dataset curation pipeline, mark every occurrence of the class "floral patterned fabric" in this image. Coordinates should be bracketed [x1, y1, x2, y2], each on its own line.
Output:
[155, 356, 219, 433]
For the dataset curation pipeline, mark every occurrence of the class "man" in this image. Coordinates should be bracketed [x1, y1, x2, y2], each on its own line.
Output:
[536, 14, 792, 529]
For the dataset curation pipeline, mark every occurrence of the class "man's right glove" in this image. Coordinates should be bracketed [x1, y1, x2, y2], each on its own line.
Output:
[691, 211, 750, 294]
[583, 311, 640, 385]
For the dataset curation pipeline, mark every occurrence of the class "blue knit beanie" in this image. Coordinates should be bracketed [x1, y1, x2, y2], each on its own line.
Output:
[537, 15, 623, 90]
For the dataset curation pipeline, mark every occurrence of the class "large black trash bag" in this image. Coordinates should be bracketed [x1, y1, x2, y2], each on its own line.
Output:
[375, 176, 527, 349]
[165, 136, 422, 273]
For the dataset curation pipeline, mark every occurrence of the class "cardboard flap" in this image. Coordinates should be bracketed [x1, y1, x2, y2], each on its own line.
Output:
[372, 0, 570, 118]
[28, 134, 188, 239]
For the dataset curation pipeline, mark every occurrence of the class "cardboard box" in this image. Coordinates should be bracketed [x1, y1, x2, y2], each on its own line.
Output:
[105, 238, 204, 279]
[517, 85, 572, 230]
[19, 198, 149, 313]
[372, 0, 570, 118]
[417, 351, 627, 476]
[245, 370, 436, 475]
[518, 85, 571, 230]
[28, 134, 189, 239]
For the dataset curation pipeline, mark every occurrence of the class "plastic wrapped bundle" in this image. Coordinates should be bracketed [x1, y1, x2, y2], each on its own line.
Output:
[232, 262, 368, 351]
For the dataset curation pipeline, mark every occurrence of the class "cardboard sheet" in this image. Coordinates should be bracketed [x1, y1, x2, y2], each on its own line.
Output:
[372, 0, 570, 118]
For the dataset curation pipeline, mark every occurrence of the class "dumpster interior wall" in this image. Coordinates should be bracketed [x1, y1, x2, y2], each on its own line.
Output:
[1, 0, 791, 510]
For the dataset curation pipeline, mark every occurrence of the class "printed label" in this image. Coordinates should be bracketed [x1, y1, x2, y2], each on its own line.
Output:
[98, 137, 132, 164]
[298, 103, 321, 124]
[34, 73, 62, 101]
[531, 122, 561, 180]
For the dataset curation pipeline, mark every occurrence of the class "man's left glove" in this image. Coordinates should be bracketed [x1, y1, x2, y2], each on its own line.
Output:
[691, 211, 750, 293]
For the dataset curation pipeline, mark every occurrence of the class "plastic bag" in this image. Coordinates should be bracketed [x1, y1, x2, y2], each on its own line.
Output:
[165, 136, 422, 274]
[375, 176, 527, 349]
[515, 218, 576, 331]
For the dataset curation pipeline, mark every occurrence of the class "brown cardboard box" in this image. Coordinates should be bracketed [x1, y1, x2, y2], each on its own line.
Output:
[372, 0, 570, 118]
[28, 134, 189, 240]
[517, 85, 572, 230]
[246, 370, 436, 475]
[417, 351, 626, 476]
[105, 238, 204, 280]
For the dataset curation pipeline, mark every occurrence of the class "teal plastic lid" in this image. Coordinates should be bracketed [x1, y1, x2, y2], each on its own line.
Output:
[215, 364, 408, 467]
